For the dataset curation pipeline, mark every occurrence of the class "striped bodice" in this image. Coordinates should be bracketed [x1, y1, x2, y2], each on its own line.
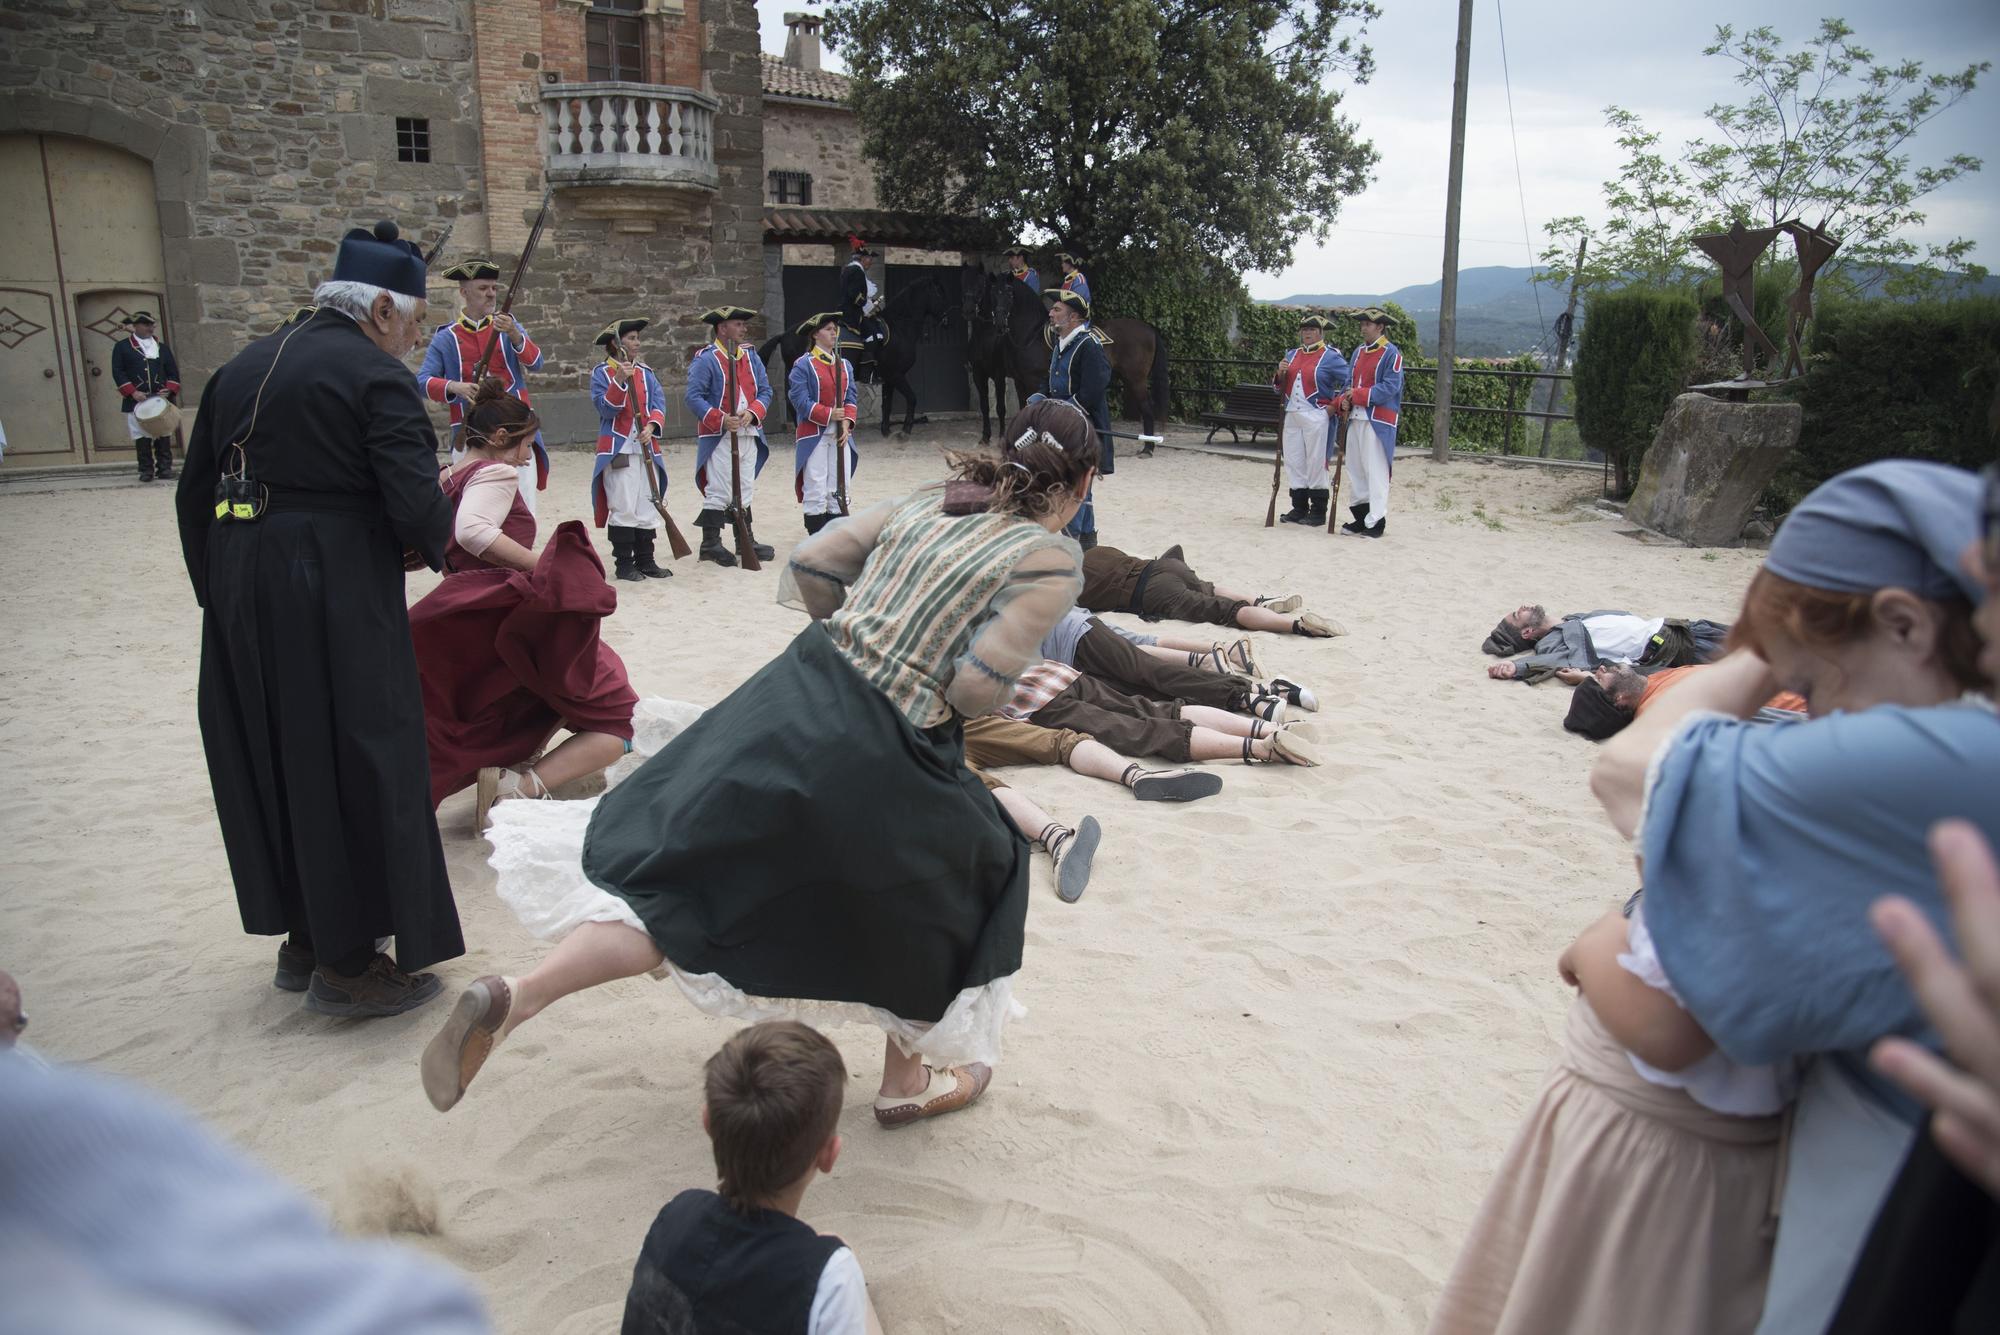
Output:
[828, 492, 1053, 727]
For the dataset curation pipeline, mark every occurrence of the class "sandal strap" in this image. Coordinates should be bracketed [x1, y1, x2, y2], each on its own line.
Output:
[1119, 763, 1142, 788]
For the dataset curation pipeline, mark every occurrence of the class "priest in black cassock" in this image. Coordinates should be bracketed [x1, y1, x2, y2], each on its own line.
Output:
[177, 220, 461, 1018]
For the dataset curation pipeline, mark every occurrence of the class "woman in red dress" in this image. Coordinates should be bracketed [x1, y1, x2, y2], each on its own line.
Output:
[410, 379, 638, 831]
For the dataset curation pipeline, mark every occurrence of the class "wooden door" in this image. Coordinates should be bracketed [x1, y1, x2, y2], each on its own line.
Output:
[0, 287, 79, 462]
[76, 290, 167, 455]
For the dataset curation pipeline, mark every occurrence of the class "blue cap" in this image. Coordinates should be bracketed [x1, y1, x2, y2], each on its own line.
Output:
[1766, 459, 1984, 605]
[332, 220, 428, 299]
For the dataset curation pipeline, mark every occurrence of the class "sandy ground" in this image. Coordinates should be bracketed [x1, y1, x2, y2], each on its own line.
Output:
[0, 429, 1765, 1333]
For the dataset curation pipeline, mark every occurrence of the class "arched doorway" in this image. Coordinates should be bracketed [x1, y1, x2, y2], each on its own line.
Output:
[0, 134, 169, 467]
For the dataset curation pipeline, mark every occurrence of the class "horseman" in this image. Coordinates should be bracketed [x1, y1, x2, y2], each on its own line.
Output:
[1273, 314, 1350, 527]
[1004, 246, 1041, 294]
[419, 259, 549, 512]
[1031, 288, 1112, 549]
[839, 238, 886, 365]
[787, 311, 860, 535]
[1057, 252, 1091, 307]
[686, 305, 775, 567]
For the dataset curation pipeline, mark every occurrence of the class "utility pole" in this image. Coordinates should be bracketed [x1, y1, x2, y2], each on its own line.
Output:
[1537, 235, 1587, 458]
[1431, 0, 1475, 464]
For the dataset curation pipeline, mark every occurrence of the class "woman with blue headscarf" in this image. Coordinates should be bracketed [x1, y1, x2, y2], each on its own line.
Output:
[1429, 460, 2000, 1335]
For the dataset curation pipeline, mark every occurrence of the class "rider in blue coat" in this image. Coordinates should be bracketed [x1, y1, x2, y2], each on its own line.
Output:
[1057, 252, 1092, 308]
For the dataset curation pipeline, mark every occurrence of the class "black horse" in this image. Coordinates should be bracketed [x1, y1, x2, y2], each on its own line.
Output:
[966, 268, 1172, 445]
[757, 276, 949, 439]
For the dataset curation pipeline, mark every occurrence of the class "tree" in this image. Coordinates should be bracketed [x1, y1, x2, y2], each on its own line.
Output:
[1539, 19, 1988, 299]
[822, 0, 1379, 276]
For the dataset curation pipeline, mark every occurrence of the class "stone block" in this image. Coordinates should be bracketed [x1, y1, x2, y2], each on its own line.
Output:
[423, 30, 472, 63]
[357, 19, 427, 59]
[1627, 393, 1801, 547]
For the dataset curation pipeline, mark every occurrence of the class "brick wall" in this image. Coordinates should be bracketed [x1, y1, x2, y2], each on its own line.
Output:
[0, 0, 486, 394]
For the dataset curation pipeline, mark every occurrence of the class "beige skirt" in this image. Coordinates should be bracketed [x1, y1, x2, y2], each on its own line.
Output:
[1427, 998, 1783, 1335]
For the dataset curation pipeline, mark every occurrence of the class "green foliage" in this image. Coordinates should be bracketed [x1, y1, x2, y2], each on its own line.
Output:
[824, 0, 1379, 275]
[1574, 289, 1700, 495]
[1768, 297, 2000, 512]
[1538, 19, 1989, 299]
[1234, 302, 1421, 362]
[1090, 253, 1245, 419]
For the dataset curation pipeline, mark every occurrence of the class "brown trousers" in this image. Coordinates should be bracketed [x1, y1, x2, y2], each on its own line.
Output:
[1072, 619, 1253, 711]
[1029, 674, 1195, 762]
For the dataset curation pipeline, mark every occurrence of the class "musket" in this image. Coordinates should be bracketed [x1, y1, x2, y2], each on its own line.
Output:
[833, 351, 851, 517]
[423, 221, 456, 267]
[1326, 412, 1349, 535]
[1264, 438, 1284, 528]
[1101, 429, 1164, 447]
[725, 350, 762, 571]
[469, 189, 553, 383]
[642, 424, 694, 560]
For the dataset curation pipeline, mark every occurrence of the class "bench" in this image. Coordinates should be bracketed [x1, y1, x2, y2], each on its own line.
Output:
[1198, 382, 1283, 444]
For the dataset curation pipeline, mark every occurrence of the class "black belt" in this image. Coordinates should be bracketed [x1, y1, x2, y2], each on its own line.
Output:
[261, 485, 386, 520]
[1125, 560, 1160, 621]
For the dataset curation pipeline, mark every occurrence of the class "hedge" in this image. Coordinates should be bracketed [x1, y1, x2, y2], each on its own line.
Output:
[1769, 296, 2000, 512]
[1574, 288, 1700, 495]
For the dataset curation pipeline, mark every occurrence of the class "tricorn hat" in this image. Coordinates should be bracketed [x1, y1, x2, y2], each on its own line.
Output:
[1004, 246, 1028, 260]
[796, 310, 843, 338]
[1056, 250, 1082, 266]
[123, 310, 158, 327]
[1295, 314, 1330, 330]
[441, 259, 502, 282]
[700, 305, 758, 327]
[332, 220, 428, 299]
[1045, 289, 1090, 318]
[1357, 306, 1392, 326]
[595, 317, 650, 348]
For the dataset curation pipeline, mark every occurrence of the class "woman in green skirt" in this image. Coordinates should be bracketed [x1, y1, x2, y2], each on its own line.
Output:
[423, 401, 1098, 1127]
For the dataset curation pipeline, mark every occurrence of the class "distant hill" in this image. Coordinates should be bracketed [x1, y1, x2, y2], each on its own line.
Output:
[1273, 264, 2000, 360]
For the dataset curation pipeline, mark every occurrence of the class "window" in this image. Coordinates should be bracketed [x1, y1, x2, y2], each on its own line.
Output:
[395, 117, 431, 163]
[587, 0, 646, 82]
[769, 170, 813, 206]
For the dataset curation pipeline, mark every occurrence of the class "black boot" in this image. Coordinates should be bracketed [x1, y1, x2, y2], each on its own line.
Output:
[152, 438, 175, 480]
[1365, 516, 1386, 539]
[803, 512, 832, 535]
[135, 438, 154, 482]
[744, 508, 774, 562]
[1340, 503, 1368, 536]
[609, 526, 642, 581]
[1279, 488, 1309, 524]
[696, 511, 737, 567]
[1305, 489, 1328, 525]
[633, 527, 671, 578]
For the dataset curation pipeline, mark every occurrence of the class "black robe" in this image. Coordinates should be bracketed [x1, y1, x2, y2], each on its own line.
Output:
[175, 309, 461, 972]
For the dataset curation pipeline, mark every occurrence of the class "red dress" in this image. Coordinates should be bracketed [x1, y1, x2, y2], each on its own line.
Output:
[411, 460, 638, 807]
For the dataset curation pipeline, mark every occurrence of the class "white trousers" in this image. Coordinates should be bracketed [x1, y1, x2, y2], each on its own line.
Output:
[600, 460, 658, 530]
[1345, 411, 1390, 524]
[701, 435, 759, 512]
[799, 436, 853, 516]
[451, 442, 538, 517]
[1280, 407, 1330, 489]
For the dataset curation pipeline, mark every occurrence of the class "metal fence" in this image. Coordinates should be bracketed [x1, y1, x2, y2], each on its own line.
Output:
[1166, 357, 1585, 462]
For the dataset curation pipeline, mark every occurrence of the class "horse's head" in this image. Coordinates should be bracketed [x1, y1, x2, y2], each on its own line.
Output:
[961, 265, 993, 325]
[889, 274, 947, 341]
[999, 277, 1047, 347]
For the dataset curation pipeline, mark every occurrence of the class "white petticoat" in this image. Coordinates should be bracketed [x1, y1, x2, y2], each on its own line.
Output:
[484, 698, 1026, 1068]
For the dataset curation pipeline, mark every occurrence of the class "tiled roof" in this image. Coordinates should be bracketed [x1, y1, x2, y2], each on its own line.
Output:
[764, 206, 1008, 251]
[761, 54, 852, 106]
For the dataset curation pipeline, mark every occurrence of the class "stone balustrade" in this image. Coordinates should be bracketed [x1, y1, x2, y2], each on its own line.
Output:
[541, 82, 720, 194]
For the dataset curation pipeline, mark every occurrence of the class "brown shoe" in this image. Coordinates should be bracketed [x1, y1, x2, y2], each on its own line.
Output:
[872, 1063, 993, 1128]
[302, 953, 443, 1018]
[274, 940, 315, 993]
[421, 976, 513, 1112]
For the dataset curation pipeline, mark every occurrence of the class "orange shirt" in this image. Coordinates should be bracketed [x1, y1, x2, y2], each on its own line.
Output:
[1636, 664, 1807, 716]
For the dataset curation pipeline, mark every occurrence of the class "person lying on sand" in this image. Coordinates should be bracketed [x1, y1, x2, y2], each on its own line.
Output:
[1558, 663, 1807, 741]
[1079, 544, 1342, 638]
[1039, 608, 1317, 716]
[1483, 605, 1729, 682]
[998, 661, 1322, 769]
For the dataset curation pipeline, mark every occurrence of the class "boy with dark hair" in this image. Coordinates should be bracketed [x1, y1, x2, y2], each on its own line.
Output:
[622, 1021, 882, 1335]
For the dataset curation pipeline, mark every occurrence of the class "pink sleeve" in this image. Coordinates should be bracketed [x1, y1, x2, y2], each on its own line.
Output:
[453, 467, 518, 556]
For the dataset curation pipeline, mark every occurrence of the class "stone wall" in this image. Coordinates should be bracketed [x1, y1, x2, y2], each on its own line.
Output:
[0, 0, 485, 393]
[762, 99, 874, 210]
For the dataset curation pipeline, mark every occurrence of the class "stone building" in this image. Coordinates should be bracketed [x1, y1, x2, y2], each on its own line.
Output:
[1, 0, 765, 467]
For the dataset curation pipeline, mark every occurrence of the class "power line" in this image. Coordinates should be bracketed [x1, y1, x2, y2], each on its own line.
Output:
[1493, 0, 1548, 337]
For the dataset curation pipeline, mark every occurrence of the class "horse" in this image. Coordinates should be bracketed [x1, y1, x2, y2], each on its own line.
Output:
[963, 265, 1027, 443]
[982, 272, 1173, 447]
[757, 275, 948, 439]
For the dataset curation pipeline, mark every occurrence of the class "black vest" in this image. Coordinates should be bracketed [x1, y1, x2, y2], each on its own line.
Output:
[622, 1189, 846, 1335]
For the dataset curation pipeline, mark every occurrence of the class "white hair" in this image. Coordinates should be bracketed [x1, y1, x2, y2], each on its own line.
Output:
[312, 279, 422, 322]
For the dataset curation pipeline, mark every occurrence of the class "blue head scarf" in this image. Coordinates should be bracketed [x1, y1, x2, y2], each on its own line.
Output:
[1766, 459, 1984, 605]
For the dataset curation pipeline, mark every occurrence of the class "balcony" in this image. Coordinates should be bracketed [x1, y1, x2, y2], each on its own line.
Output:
[541, 82, 719, 230]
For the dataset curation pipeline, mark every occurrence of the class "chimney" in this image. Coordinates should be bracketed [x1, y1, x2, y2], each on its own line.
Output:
[783, 12, 822, 72]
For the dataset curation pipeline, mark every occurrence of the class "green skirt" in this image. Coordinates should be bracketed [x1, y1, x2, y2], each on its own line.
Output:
[581, 624, 1031, 1027]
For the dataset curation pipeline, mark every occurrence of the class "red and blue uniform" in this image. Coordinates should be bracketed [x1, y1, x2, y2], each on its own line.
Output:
[1345, 338, 1404, 471]
[417, 317, 549, 489]
[1060, 269, 1091, 306]
[686, 342, 772, 492]
[788, 348, 859, 498]
[588, 359, 668, 528]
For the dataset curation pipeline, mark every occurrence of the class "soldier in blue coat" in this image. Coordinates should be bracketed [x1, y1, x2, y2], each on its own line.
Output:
[112, 311, 181, 481]
[1004, 247, 1040, 294]
[686, 305, 774, 565]
[1057, 252, 1092, 307]
[1033, 289, 1112, 548]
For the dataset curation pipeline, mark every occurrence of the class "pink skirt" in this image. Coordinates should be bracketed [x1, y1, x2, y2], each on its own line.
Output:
[1427, 998, 1782, 1335]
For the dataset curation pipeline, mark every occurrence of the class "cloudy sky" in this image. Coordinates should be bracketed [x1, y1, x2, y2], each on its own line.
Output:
[756, 1, 1998, 296]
